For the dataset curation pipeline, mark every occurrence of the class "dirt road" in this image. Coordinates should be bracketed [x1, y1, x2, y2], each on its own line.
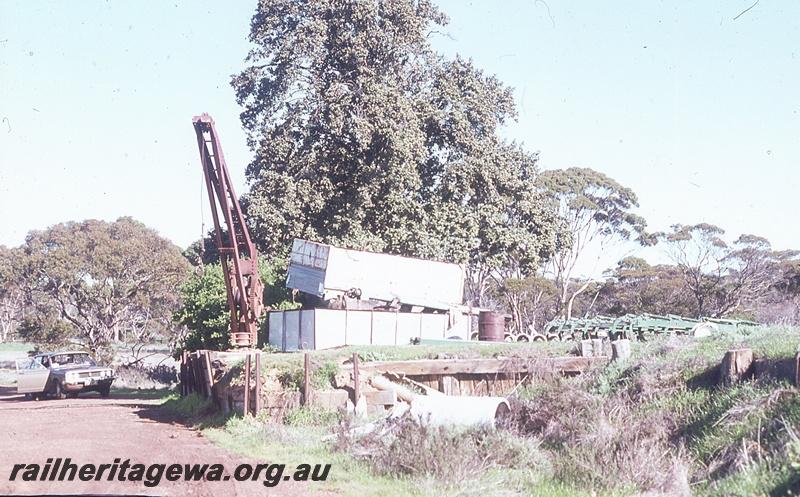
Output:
[0, 385, 304, 496]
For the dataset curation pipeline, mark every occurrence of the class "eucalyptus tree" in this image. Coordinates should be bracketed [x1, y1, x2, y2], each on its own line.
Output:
[657, 223, 729, 318]
[536, 167, 653, 319]
[16, 217, 192, 358]
[598, 256, 695, 317]
[0, 245, 24, 342]
[232, 0, 560, 306]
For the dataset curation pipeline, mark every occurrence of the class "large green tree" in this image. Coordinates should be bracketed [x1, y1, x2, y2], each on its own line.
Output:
[657, 225, 797, 319]
[232, 0, 560, 306]
[658, 223, 731, 318]
[17, 217, 192, 359]
[720, 235, 797, 317]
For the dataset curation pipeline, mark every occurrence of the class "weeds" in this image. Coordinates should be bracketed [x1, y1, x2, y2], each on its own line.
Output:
[337, 416, 540, 488]
[115, 363, 177, 388]
[284, 405, 340, 427]
[162, 392, 215, 420]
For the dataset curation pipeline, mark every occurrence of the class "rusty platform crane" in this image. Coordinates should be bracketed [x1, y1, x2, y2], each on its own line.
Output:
[192, 113, 264, 347]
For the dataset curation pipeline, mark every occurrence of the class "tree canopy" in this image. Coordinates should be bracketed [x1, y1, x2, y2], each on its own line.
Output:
[15, 217, 191, 360]
[0, 245, 24, 342]
[597, 256, 695, 318]
[232, 0, 561, 305]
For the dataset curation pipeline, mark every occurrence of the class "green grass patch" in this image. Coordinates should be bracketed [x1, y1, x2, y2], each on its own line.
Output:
[110, 387, 176, 401]
[0, 341, 36, 352]
[161, 392, 217, 420]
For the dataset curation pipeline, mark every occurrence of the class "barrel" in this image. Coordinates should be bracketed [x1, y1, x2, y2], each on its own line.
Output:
[478, 311, 505, 342]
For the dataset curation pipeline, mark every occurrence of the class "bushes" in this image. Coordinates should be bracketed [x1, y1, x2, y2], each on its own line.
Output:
[501, 329, 800, 496]
[115, 363, 178, 388]
[337, 416, 541, 487]
[507, 378, 690, 495]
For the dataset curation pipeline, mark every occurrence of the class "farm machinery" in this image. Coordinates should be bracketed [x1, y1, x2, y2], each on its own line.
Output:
[512, 313, 760, 342]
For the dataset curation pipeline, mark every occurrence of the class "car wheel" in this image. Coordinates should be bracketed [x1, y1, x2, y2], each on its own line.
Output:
[54, 381, 66, 400]
[99, 385, 110, 398]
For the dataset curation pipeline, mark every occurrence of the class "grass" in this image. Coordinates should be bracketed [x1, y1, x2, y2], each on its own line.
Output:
[111, 387, 176, 400]
[161, 393, 595, 497]
[0, 341, 36, 352]
[0, 368, 17, 385]
[161, 325, 800, 497]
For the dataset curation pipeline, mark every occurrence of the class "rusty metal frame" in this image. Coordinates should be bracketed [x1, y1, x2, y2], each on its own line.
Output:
[192, 113, 264, 347]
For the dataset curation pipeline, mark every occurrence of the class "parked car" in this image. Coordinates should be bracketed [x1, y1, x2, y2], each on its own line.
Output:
[16, 351, 115, 399]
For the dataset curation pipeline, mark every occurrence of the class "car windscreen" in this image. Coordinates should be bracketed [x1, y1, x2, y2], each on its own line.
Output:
[50, 354, 96, 369]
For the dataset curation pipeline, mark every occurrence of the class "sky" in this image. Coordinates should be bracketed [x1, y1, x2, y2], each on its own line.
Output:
[1, 1, 798, 278]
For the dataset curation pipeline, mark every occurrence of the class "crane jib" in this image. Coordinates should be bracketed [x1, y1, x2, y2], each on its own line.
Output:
[192, 113, 265, 348]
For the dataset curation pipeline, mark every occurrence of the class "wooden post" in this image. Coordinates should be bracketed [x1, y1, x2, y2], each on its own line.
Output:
[180, 351, 187, 397]
[195, 353, 203, 395]
[612, 339, 631, 361]
[188, 352, 198, 395]
[186, 351, 192, 396]
[795, 351, 800, 388]
[720, 348, 754, 386]
[592, 338, 606, 358]
[303, 353, 311, 406]
[254, 352, 261, 416]
[580, 340, 594, 357]
[353, 352, 360, 406]
[244, 353, 252, 416]
[202, 351, 213, 399]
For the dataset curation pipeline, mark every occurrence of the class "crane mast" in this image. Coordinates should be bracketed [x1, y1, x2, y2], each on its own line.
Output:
[192, 113, 264, 348]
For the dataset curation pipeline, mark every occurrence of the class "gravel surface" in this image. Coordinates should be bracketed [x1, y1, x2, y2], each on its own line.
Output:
[0, 385, 306, 496]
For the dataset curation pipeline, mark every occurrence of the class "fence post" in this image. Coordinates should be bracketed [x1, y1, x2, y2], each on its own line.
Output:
[180, 351, 187, 397]
[244, 353, 252, 416]
[353, 352, 360, 406]
[303, 353, 311, 406]
[203, 351, 214, 399]
[254, 352, 261, 416]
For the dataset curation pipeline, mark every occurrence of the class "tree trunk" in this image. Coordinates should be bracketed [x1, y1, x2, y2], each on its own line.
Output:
[565, 280, 592, 320]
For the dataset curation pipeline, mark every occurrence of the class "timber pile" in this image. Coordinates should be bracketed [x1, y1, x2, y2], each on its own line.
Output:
[180, 350, 300, 417]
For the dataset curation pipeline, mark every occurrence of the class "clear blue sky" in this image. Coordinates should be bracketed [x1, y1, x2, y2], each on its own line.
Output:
[2, 1, 798, 277]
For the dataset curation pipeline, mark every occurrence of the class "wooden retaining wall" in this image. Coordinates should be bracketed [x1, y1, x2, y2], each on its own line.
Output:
[339, 356, 609, 397]
[181, 351, 609, 416]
